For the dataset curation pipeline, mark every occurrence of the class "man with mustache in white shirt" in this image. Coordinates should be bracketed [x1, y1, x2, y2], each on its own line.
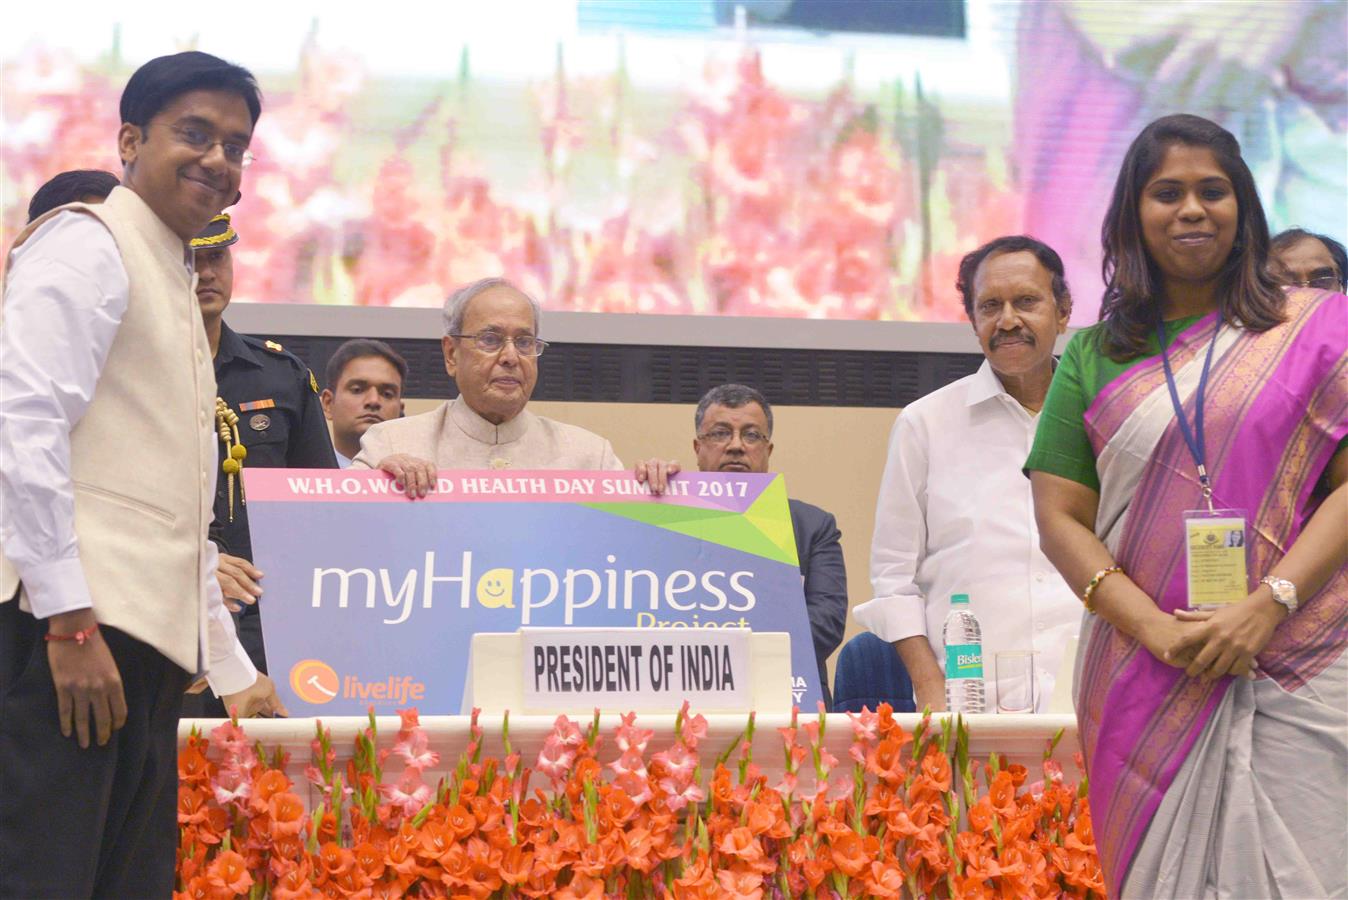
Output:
[855, 236, 1082, 713]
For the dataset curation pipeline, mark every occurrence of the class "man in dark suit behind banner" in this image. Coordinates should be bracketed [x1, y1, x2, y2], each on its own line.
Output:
[691, 384, 848, 710]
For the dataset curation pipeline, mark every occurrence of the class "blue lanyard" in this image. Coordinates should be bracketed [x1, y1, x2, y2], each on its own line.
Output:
[1156, 317, 1221, 512]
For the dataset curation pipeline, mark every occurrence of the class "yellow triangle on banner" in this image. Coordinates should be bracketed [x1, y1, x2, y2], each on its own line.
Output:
[742, 475, 799, 567]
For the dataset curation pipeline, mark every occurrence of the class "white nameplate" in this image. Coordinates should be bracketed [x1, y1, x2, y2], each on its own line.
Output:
[521, 627, 751, 712]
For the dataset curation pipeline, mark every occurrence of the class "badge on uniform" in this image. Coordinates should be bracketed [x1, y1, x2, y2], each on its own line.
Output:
[239, 399, 275, 412]
[1184, 507, 1249, 608]
[250, 414, 271, 431]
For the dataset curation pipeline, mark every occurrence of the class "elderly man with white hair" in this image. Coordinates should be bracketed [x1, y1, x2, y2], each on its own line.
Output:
[354, 277, 677, 494]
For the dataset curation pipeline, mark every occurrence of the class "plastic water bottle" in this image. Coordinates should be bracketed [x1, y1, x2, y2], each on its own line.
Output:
[943, 593, 986, 713]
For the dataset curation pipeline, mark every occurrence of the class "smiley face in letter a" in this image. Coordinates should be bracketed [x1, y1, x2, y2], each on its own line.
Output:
[476, 568, 515, 608]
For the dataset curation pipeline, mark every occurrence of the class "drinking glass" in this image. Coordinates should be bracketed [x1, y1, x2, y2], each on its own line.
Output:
[995, 651, 1037, 714]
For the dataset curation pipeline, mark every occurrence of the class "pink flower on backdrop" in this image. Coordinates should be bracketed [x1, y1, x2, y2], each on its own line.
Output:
[658, 776, 706, 812]
[613, 771, 654, 807]
[377, 769, 431, 818]
[612, 711, 653, 754]
[608, 747, 649, 781]
[536, 734, 577, 787]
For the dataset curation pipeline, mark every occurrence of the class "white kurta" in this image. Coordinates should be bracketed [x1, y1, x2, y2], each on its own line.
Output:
[854, 361, 1081, 711]
[351, 397, 625, 472]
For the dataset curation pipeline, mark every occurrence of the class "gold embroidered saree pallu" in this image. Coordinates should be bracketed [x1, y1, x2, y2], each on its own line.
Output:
[1076, 289, 1348, 898]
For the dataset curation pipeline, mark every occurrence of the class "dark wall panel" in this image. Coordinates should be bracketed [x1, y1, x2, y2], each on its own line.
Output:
[270, 334, 983, 409]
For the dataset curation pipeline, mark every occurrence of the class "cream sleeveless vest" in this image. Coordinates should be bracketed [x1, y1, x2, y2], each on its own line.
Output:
[1, 186, 218, 673]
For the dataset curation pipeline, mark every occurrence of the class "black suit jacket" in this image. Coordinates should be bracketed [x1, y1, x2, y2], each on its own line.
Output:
[789, 499, 848, 710]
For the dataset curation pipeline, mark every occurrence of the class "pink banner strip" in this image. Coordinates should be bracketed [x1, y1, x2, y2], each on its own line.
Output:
[241, 468, 769, 512]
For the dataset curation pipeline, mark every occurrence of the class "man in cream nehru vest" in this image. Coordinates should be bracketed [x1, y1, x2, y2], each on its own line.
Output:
[0, 52, 282, 897]
[355, 277, 678, 494]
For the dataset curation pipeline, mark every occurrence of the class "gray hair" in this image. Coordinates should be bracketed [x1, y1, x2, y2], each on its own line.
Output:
[442, 277, 542, 336]
[694, 383, 773, 435]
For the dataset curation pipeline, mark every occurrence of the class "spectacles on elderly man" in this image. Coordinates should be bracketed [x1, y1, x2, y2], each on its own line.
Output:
[451, 331, 549, 357]
[699, 427, 769, 446]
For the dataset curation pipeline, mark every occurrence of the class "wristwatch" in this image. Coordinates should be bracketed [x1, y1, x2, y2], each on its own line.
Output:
[1259, 576, 1298, 614]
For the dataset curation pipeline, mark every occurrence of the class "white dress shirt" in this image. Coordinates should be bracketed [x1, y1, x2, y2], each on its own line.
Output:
[0, 212, 257, 695]
[854, 360, 1081, 711]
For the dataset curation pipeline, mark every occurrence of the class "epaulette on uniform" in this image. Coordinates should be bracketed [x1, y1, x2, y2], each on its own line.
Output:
[259, 337, 319, 392]
[241, 334, 310, 384]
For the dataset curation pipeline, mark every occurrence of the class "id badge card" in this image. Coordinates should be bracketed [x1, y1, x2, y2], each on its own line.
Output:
[1184, 508, 1250, 609]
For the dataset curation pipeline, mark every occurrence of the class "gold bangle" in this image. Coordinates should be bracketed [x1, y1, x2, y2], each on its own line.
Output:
[1081, 565, 1124, 613]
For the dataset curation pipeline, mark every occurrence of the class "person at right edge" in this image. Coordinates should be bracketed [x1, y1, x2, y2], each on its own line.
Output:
[0, 52, 285, 897]
[1027, 114, 1347, 899]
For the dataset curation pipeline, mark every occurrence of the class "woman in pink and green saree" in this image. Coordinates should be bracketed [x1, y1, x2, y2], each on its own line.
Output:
[1028, 114, 1347, 898]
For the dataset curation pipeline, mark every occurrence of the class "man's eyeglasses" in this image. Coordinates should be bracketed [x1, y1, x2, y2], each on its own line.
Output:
[156, 123, 255, 168]
[699, 427, 769, 447]
[1284, 274, 1344, 291]
[450, 332, 549, 357]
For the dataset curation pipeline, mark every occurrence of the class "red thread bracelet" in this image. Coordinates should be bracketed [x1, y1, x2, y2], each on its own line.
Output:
[44, 623, 99, 645]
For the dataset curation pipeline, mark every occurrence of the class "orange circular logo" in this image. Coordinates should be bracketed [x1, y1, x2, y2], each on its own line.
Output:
[290, 659, 339, 704]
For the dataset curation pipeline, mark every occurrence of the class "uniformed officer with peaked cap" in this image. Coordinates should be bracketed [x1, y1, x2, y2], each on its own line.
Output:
[185, 214, 338, 716]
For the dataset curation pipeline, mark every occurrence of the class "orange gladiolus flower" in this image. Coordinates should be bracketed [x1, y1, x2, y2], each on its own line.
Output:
[717, 826, 772, 872]
[444, 803, 477, 841]
[318, 841, 355, 878]
[439, 842, 473, 886]
[919, 747, 953, 792]
[252, 768, 291, 807]
[205, 849, 253, 896]
[952, 873, 997, 899]
[988, 770, 1018, 818]
[865, 737, 907, 784]
[178, 744, 213, 785]
[1066, 808, 1094, 852]
[801, 857, 829, 890]
[176, 874, 213, 900]
[464, 857, 504, 895]
[743, 800, 785, 838]
[352, 840, 386, 880]
[499, 845, 533, 886]
[599, 786, 638, 827]
[829, 831, 871, 878]
[968, 797, 995, 834]
[555, 873, 604, 900]
[271, 860, 319, 900]
[368, 881, 406, 900]
[326, 865, 374, 897]
[715, 866, 767, 899]
[418, 820, 458, 860]
[864, 859, 905, 897]
[268, 791, 307, 836]
[177, 786, 213, 831]
[385, 833, 421, 886]
[315, 810, 339, 846]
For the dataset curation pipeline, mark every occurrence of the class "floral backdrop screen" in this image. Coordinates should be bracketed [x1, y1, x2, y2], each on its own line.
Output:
[3, 0, 1344, 323]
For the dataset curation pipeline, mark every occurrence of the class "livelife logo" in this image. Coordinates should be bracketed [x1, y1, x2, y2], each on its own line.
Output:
[289, 659, 338, 704]
[288, 659, 426, 706]
[308, 551, 758, 626]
